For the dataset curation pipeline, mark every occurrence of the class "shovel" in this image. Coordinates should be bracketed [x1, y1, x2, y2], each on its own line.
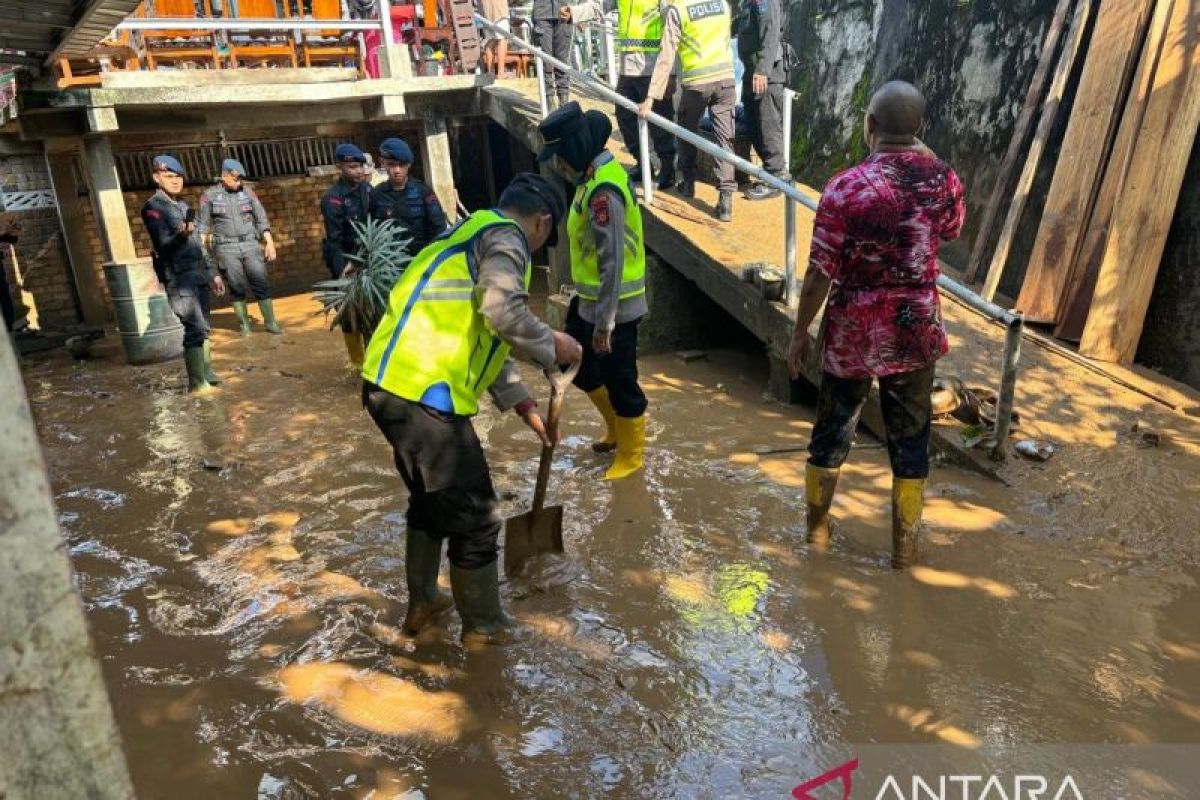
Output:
[504, 362, 581, 578]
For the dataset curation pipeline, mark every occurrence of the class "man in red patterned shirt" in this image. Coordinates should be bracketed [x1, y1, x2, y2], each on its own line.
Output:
[786, 81, 965, 569]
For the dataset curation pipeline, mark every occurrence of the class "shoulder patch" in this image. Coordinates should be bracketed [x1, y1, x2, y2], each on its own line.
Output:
[590, 192, 611, 226]
[145, 209, 162, 220]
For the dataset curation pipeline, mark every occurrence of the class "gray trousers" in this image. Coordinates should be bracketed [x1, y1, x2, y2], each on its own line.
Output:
[676, 79, 737, 192]
[167, 284, 212, 349]
[215, 240, 271, 301]
[744, 77, 787, 177]
[534, 19, 573, 102]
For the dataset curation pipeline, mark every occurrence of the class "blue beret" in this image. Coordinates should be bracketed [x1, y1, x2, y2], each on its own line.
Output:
[221, 158, 247, 176]
[334, 143, 367, 164]
[379, 137, 414, 164]
[152, 154, 186, 178]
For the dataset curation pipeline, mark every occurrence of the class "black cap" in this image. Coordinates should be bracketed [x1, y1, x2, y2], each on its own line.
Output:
[500, 172, 565, 248]
[536, 101, 585, 163]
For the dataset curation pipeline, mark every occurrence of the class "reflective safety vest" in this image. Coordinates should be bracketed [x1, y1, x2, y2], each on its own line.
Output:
[362, 209, 531, 417]
[674, 0, 734, 85]
[568, 158, 646, 303]
[616, 0, 663, 54]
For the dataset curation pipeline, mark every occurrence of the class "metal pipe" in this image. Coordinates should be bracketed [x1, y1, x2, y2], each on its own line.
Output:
[991, 312, 1024, 461]
[379, 0, 395, 47]
[638, 116, 653, 205]
[782, 87, 794, 172]
[785, 199, 798, 308]
[534, 53, 549, 118]
[118, 18, 380, 31]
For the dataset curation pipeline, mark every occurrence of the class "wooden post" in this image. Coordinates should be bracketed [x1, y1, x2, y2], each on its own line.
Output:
[421, 117, 457, 223]
[82, 135, 137, 265]
[45, 145, 110, 326]
[1079, 0, 1200, 363]
[0, 326, 135, 799]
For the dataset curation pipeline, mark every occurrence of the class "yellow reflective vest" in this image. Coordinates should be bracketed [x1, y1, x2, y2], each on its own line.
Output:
[616, 0, 663, 54]
[362, 209, 531, 416]
[568, 158, 646, 303]
[675, 0, 734, 85]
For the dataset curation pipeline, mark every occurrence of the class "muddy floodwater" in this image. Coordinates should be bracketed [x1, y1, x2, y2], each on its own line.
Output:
[22, 296, 1200, 798]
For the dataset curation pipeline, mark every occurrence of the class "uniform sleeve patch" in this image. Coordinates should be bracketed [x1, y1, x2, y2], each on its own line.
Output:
[590, 193, 611, 226]
[329, 196, 343, 206]
[145, 209, 161, 219]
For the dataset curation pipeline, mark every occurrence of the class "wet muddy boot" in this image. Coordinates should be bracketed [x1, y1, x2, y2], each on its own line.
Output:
[891, 478, 926, 570]
[604, 415, 645, 481]
[586, 387, 618, 454]
[402, 529, 453, 635]
[716, 190, 733, 222]
[231, 300, 253, 337]
[805, 464, 839, 551]
[183, 347, 216, 395]
[258, 298, 283, 335]
[343, 332, 365, 370]
[201, 340, 222, 386]
[450, 561, 531, 647]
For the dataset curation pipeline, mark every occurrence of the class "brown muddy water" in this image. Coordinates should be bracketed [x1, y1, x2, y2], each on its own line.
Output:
[20, 296, 1200, 798]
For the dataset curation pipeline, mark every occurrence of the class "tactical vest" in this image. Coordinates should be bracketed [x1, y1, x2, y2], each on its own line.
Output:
[675, 0, 734, 84]
[568, 158, 646, 303]
[362, 210, 531, 416]
[616, 0, 663, 54]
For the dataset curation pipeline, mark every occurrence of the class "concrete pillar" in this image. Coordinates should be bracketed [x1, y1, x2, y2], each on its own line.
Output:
[421, 118, 457, 223]
[45, 145, 109, 326]
[0, 327, 135, 799]
[82, 136, 136, 265]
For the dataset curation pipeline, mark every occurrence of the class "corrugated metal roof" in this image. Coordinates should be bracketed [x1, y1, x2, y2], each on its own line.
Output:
[0, 0, 142, 66]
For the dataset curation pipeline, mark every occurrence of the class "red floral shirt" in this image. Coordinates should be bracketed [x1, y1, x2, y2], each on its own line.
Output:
[809, 151, 966, 379]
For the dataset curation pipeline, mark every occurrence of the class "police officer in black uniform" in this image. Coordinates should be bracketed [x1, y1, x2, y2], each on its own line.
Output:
[320, 143, 371, 367]
[197, 158, 283, 337]
[368, 137, 448, 255]
[140, 154, 227, 393]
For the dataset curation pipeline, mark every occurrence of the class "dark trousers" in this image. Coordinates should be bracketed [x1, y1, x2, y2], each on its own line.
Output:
[167, 284, 212, 349]
[743, 78, 787, 177]
[565, 299, 647, 418]
[616, 75, 676, 170]
[676, 80, 737, 192]
[534, 19, 573, 102]
[808, 364, 936, 479]
[365, 386, 502, 570]
[0, 265, 14, 332]
[215, 241, 271, 302]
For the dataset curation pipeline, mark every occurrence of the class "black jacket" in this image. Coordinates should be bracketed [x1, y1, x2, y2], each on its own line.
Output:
[736, 0, 785, 84]
[320, 178, 371, 275]
[140, 190, 212, 289]
[368, 178, 448, 255]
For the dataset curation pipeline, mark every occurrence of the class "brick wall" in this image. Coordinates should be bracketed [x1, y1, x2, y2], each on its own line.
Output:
[0, 155, 78, 329]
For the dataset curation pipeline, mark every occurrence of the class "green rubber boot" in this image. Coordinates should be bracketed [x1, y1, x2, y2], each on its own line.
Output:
[183, 347, 216, 394]
[258, 298, 283, 335]
[201, 340, 221, 385]
[450, 561, 531, 647]
[402, 529, 453, 635]
[231, 300, 252, 336]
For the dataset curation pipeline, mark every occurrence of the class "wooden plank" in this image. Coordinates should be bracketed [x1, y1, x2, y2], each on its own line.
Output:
[1014, 0, 1155, 322]
[980, 0, 1091, 301]
[1078, 0, 1200, 363]
[1055, 0, 1176, 341]
[965, 0, 1074, 285]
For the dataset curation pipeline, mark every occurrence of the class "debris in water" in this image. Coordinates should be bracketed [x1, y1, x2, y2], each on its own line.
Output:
[1131, 421, 1162, 448]
[675, 350, 707, 363]
[1015, 440, 1056, 461]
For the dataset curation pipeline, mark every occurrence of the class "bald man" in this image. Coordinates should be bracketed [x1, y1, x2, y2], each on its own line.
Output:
[786, 80, 965, 570]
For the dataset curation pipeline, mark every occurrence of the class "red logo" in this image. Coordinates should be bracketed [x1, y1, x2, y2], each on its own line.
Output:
[792, 758, 860, 800]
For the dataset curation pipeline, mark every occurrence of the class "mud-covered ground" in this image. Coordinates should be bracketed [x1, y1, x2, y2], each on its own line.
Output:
[22, 295, 1200, 798]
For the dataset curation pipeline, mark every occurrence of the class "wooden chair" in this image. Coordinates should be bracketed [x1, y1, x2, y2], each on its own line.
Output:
[227, 0, 299, 67]
[301, 0, 361, 69]
[141, 0, 222, 70]
[57, 27, 142, 87]
[502, 16, 533, 78]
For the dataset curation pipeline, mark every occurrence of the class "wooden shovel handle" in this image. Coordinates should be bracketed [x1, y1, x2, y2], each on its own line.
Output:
[530, 361, 581, 513]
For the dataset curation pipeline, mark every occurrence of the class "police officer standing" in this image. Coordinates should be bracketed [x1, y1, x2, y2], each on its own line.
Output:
[369, 137, 448, 255]
[321, 143, 371, 367]
[539, 103, 648, 480]
[533, 0, 574, 110]
[197, 158, 283, 337]
[362, 173, 583, 646]
[140, 155, 227, 394]
[737, 0, 788, 200]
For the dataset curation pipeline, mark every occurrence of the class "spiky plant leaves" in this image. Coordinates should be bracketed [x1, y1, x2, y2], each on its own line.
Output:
[312, 217, 414, 333]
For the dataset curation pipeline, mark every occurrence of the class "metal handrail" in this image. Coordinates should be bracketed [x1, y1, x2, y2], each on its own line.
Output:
[475, 13, 1024, 461]
[116, 18, 382, 32]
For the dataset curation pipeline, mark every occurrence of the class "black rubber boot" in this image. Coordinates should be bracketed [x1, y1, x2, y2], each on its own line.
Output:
[656, 161, 676, 191]
[450, 561, 530, 647]
[675, 177, 695, 198]
[716, 190, 733, 222]
[402, 529, 453, 635]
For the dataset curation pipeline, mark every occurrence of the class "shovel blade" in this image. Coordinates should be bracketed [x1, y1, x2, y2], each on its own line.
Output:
[504, 505, 565, 577]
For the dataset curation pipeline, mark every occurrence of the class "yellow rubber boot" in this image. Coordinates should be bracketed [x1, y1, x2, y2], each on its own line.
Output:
[891, 478, 926, 570]
[343, 332, 365, 370]
[805, 464, 840, 551]
[604, 415, 645, 481]
[586, 387, 618, 453]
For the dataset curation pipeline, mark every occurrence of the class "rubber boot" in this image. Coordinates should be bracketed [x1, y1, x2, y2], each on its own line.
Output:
[892, 478, 926, 570]
[343, 332, 365, 370]
[231, 300, 253, 336]
[449, 561, 530, 647]
[183, 347, 215, 394]
[675, 177, 695, 198]
[586, 387, 618, 454]
[656, 161, 676, 191]
[201, 339, 221, 386]
[716, 190, 733, 222]
[402, 529, 453, 635]
[258, 298, 283, 334]
[805, 464, 840, 550]
[604, 415, 645, 481]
